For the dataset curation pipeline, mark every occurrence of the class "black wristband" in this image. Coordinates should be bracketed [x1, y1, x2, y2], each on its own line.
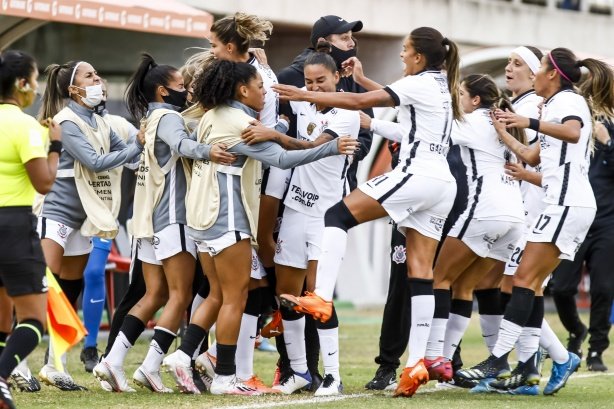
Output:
[48, 140, 62, 154]
[528, 118, 540, 132]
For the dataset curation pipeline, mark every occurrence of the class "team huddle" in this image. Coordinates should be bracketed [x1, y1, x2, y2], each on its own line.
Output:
[0, 9, 613, 409]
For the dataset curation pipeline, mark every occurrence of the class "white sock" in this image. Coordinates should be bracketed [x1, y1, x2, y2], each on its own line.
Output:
[283, 317, 308, 373]
[105, 331, 133, 367]
[314, 227, 348, 301]
[142, 340, 165, 373]
[480, 314, 503, 353]
[425, 318, 447, 359]
[235, 313, 259, 381]
[190, 294, 206, 321]
[406, 294, 434, 367]
[207, 342, 218, 359]
[492, 319, 523, 358]
[517, 327, 541, 363]
[318, 327, 340, 379]
[540, 319, 569, 364]
[443, 313, 471, 360]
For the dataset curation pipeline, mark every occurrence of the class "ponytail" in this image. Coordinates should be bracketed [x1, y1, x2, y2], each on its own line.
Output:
[577, 58, 614, 119]
[125, 52, 177, 120]
[38, 61, 79, 120]
[496, 96, 527, 145]
[193, 60, 258, 110]
[304, 40, 337, 74]
[444, 39, 462, 121]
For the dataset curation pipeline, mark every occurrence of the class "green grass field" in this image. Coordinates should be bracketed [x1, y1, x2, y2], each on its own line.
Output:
[12, 308, 614, 409]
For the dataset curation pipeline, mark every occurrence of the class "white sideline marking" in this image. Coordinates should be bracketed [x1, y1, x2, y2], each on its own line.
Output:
[223, 372, 614, 408]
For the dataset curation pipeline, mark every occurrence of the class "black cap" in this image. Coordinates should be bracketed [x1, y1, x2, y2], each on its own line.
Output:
[310, 15, 363, 47]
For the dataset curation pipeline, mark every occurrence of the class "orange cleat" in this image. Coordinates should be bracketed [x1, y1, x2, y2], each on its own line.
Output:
[242, 375, 281, 394]
[394, 360, 429, 397]
[261, 310, 284, 338]
[272, 365, 281, 387]
[424, 356, 452, 382]
[279, 292, 333, 323]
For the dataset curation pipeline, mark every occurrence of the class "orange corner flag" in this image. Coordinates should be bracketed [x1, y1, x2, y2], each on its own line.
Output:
[46, 268, 87, 371]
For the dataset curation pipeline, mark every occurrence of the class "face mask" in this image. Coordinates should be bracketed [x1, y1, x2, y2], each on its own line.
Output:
[162, 87, 188, 108]
[16, 81, 37, 108]
[76, 84, 104, 108]
[329, 44, 357, 70]
[95, 100, 107, 116]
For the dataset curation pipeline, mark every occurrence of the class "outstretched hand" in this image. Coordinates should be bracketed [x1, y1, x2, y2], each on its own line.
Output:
[337, 136, 360, 155]
[272, 84, 307, 102]
[341, 56, 365, 81]
[494, 108, 530, 129]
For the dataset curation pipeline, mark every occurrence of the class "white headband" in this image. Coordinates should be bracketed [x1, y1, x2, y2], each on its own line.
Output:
[69, 61, 84, 86]
[512, 47, 541, 74]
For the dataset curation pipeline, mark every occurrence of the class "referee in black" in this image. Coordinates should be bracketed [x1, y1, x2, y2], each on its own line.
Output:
[0, 50, 61, 409]
[551, 119, 614, 372]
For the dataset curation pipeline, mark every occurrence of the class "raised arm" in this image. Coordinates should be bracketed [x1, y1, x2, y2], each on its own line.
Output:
[272, 84, 395, 111]
[496, 108, 582, 143]
[241, 121, 337, 150]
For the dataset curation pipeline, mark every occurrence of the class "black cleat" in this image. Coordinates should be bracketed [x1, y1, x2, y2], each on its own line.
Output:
[586, 351, 608, 372]
[566, 324, 588, 360]
[80, 347, 99, 373]
[489, 354, 541, 390]
[456, 354, 511, 381]
[302, 371, 322, 392]
[365, 365, 397, 391]
[437, 373, 479, 390]
[0, 376, 16, 409]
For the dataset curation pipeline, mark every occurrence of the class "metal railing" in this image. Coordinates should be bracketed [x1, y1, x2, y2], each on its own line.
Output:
[499, 0, 613, 14]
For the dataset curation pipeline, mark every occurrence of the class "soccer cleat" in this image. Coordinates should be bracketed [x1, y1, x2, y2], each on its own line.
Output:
[394, 360, 429, 397]
[456, 354, 511, 381]
[436, 373, 478, 390]
[365, 365, 397, 391]
[424, 357, 453, 382]
[210, 374, 261, 396]
[469, 378, 500, 394]
[194, 351, 217, 382]
[272, 365, 282, 387]
[544, 352, 580, 395]
[489, 355, 540, 391]
[279, 292, 333, 323]
[272, 369, 312, 394]
[10, 360, 41, 392]
[566, 324, 588, 360]
[261, 310, 284, 338]
[302, 371, 322, 392]
[133, 365, 173, 393]
[92, 360, 135, 393]
[241, 375, 281, 394]
[80, 347, 99, 373]
[99, 380, 113, 392]
[0, 376, 16, 409]
[256, 337, 278, 353]
[39, 364, 88, 391]
[315, 374, 343, 396]
[586, 351, 608, 372]
[508, 384, 539, 395]
[162, 350, 201, 394]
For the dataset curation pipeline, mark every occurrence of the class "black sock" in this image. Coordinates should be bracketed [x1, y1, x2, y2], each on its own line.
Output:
[504, 286, 535, 326]
[152, 327, 176, 354]
[526, 296, 544, 328]
[451, 299, 473, 318]
[0, 319, 43, 378]
[0, 331, 8, 356]
[475, 288, 502, 315]
[55, 275, 83, 307]
[434, 289, 451, 319]
[180, 324, 208, 357]
[500, 292, 512, 311]
[305, 315, 320, 375]
[120, 314, 146, 345]
[408, 277, 434, 296]
[215, 343, 236, 376]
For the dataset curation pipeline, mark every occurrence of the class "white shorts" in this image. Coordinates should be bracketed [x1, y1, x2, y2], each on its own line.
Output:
[360, 172, 456, 241]
[250, 248, 266, 280]
[448, 216, 524, 262]
[194, 231, 250, 257]
[503, 228, 552, 288]
[137, 223, 197, 265]
[527, 205, 595, 261]
[37, 217, 91, 256]
[274, 208, 323, 269]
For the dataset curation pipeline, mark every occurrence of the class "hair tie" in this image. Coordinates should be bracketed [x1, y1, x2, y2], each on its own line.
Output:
[69, 61, 84, 86]
[548, 52, 572, 83]
[441, 37, 449, 46]
[574, 60, 583, 69]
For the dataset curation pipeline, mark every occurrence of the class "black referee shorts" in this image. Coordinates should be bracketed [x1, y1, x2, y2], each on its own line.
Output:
[0, 207, 48, 297]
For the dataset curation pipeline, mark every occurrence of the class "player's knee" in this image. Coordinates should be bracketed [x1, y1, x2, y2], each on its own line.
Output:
[324, 201, 358, 232]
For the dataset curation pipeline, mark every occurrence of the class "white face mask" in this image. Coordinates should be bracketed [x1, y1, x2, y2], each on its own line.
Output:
[77, 84, 104, 108]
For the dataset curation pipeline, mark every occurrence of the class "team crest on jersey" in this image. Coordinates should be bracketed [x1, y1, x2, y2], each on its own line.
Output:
[307, 122, 317, 135]
[275, 240, 282, 254]
[57, 224, 68, 239]
[392, 245, 406, 264]
[251, 254, 259, 271]
[429, 216, 445, 232]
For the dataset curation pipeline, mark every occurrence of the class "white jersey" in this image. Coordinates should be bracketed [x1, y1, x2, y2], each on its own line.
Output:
[284, 99, 360, 216]
[512, 90, 546, 226]
[249, 55, 278, 128]
[538, 89, 596, 208]
[451, 108, 525, 222]
[384, 71, 454, 182]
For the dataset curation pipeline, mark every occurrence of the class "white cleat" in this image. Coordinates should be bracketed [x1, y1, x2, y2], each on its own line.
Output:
[133, 365, 173, 393]
[194, 351, 216, 381]
[314, 374, 343, 396]
[39, 364, 87, 391]
[99, 380, 113, 392]
[92, 360, 135, 393]
[272, 369, 312, 395]
[10, 360, 41, 392]
[210, 374, 261, 396]
[162, 350, 200, 394]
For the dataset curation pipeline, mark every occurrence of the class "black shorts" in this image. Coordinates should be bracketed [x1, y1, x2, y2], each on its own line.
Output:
[0, 207, 48, 296]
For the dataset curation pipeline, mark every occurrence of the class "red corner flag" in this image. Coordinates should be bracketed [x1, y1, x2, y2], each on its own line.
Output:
[46, 268, 87, 371]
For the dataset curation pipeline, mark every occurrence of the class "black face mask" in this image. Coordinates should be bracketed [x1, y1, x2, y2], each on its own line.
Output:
[329, 44, 357, 70]
[94, 101, 106, 116]
[163, 87, 188, 108]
